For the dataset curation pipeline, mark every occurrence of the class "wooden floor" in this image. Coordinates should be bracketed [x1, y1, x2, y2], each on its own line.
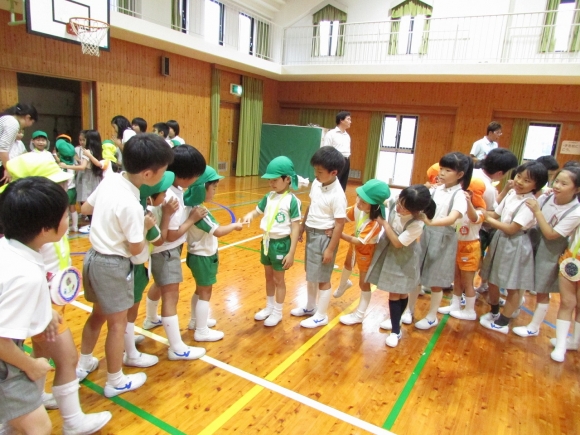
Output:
[37, 176, 580, 435]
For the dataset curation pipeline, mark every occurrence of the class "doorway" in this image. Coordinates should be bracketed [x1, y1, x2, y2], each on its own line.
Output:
[218, 101, 240, 176]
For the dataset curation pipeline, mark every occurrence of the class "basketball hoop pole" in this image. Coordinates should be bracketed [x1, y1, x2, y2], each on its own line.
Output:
[8, 0, 26, 26]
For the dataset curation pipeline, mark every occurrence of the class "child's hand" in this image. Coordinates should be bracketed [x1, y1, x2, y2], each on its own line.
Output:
[324, 228, 334, 238]
[82, 149, 92, 157]
[144, 211, 156, 230]
[112, 136, 122, 147]
[282, 252, 294, 269]
[377, 215, 385, 225]
[322, 247, 333, 264]
[42, 309, 62, 343]
[464, 191, 473, 202]
[298, 225, 305, 243]
[233, 218, 243, 231]
[418, 212, 432, 225]
[503, 180, 514, 192]
[241, 212, 254, 225]
[24, 357, 53, 382]
[189, 205, 208, 223]
[162, 197, 179, 215]
[525, 198, 540, 213]
[58, 162, 67, 169]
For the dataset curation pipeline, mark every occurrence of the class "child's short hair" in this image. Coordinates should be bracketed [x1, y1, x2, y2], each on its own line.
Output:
[132, 117, 148, 132]
[487, 121, 502, 135]
[557, 165, 580, 191]
[205, 180, 219, 189]
[166, 120, 180, 136]
[439, 151, 473, 190]
[335, 111, 351, 126]
[536, 155, 559, 171]
[515, 161, 548, 193]
[153, 122, 169, 138]
[563, 160, 580, 169]
[310, 146, 345, 174]
[399, 184, 437, 219]
[479, 148, 518, 175]
[123, 133, 175, 174]
[111, 115, 131, 140]
[168, 144, 206, 179]
[0, 177, 68, 244]
[1, 103, 38, 121]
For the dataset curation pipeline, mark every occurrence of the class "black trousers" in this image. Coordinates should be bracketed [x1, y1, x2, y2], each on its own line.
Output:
[338, 156, 350, 191]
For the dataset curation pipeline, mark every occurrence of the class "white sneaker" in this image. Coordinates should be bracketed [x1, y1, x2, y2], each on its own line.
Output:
[76, 357, 99, 381]
[168, 346, 206, 360]
[103, 373, 147, 398]
[449, 309, 477, 321]
[194, 328, 224, 342]
[339, 313, 363, 325]
[379, 318, 393, 330]
[529, 290, 537, 296]
[333, 280, 353, 298]
[290, 306, 317, 317]
[549, 337, 579, 350]
[254, 306, 273, 321]
[480, 312, 500, 322]
[142, 318, 163, 330]
[460, 294, 466, 306]
[512, 326, 539, 337]
[134, 335, 145, 345]
[187, 318, 217, 330]
[123, 352, 159, 368]
[63, 411, 112, 435]
[438, 304, 457, 314]
[415, 317, 439, 330]
[300, 315, 328, 328]
[264, 312, 282, 327]
[78, 225, 90, 234]
[385, 332, 402, 348]
[70, 226, 79, 233]
[550, 348, 566, 362]
[401, 310, 413, 325]
[480, 318, 509, 334]
[42, 392, 58, 410]
[499, 298, 506, 306]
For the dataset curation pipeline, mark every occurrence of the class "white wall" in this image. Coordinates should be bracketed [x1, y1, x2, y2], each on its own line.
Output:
[140, 0, 172, 28]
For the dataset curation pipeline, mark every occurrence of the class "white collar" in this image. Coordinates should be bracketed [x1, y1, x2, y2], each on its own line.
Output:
[2, 238, 45, 267]
[320, 178, 340, 192]
[119, 172, 140, 200]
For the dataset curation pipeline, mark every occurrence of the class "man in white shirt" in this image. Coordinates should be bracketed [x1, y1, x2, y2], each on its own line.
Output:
[470, 121, 502, 163]
[323, 111, 351, 191]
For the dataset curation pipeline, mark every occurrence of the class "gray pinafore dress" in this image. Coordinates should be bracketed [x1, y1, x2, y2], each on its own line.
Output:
[529, 195, 580, 294]
[480, 201, 534, 291]
[419, 190, 459, 288]
[366, 202, 421, 294]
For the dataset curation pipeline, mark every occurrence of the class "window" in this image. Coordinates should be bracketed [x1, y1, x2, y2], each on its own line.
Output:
[318, 20, 341, 56]
[397, 15, 427, 54]
[172, 0, 188, 33]
[540, 0, 580, 53]
[205, 0, 225, 45]
[116, 0, 137, 17]
[239, 13, 254, 54]
[522, 123, 560, 160]
[376, 115, 418, 187]
[389, 0, 432, 55]
[554, 1, 576, 51]
[311, 5, 346, 57]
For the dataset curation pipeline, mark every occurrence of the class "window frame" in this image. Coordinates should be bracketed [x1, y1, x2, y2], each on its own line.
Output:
[377, 114, 419, 187]
[522, 122, 562, 160]
[208, 0, 225, 46]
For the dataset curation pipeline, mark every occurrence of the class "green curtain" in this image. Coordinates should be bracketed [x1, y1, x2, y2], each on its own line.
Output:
[509, 119, 530, 162]
[540, 0, 560, 53]
[569, 0, 580, 52]
[362, 112, 384, 183]
[388, 21, 400, 55]
[420, 17, 431, 55]
[390, 0, 433, 18]
[311, 5, 347, 57]
[389, 0, 432, 55]
[209, 67, 220, 169]
[299, 109, 337, 129]
[171, 0, 180, 31]
[256, 21, 271, 59]
[236, 76, 264, 176]
[118, 0, 135, 16]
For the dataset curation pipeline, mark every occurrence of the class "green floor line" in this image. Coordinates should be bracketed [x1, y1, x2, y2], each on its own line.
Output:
[382, 314, 449, 430]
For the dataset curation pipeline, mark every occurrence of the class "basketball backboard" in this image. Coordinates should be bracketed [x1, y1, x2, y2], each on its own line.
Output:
[26, 0, 110, 50]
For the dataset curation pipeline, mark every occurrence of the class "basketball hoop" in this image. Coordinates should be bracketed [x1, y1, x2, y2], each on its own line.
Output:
[67, 17, 109, 57]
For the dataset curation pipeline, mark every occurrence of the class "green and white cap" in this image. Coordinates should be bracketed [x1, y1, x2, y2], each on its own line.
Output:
[261, 156, 298, 190]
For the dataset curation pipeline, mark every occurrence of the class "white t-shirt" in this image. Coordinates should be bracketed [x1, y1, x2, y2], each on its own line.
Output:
[431, 184, 467, 221]
[495, 190, 536, 230]
[152, 185, 188, 254]
[256, 192, 301, 239]
[122, 128, 136, 145]
[0, 238, 52, 340]
[456, 209, 485, 241]
[387, 198, 424, 246]
[87, 172, 144, 257]
[323, 127, 351, 157]
[470, 137, 498, 160]
[173, 135, 185, 145]
[187, 211, 219, 256]
[472, 168, 497, 211]
[305, 178, 347, 229]
[0, 115, 20, 154]
[9, 140, 26, 160]
[536, 194, 580, 238]
[567, 224, 580, 252]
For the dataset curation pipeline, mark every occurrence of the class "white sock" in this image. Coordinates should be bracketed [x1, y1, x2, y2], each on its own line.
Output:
[408, 286, 420, 313]
[146, 296, 160, 322]
[355, 291, 372, 318]
[528, 303, 549, 332]
[306, 281, 317, 310]
[555, 319, 571, 353]
[195, 300, 210, 333]
[574, 321, 580, 345]
[427, 292, 443, 320]
[52, 379, 83, 429]
[449, 294, 461, 311]
[106, 370, 125, 387]
[70, 211, 78, 229]
[338, 269, 352, 290]
[190, 294, 199, 322]
[273, 302, 283, 316]
[162, 315, 187, 352]
[78, 353, 94, 370]
[465, 296, 476, 312]
[124, 322, 140, 359]
[316, 289, 331, 317]
[266, 295, 275, 307]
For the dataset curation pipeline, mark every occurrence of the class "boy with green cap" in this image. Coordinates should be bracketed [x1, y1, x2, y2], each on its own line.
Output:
[56, 136, 79, 232]
[30, 131, 51, 155]
[242, 156, 302, 327]
[333, 179, 390, 326]
[185, 166, 244, 341]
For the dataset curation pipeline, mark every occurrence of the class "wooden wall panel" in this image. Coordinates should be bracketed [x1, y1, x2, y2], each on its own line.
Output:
[219, 70, 242, 104]
[0, 69, 17, 108]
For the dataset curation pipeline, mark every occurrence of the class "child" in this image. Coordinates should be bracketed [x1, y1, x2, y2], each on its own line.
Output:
[442, 179, 486, 320]
[0, 177, 68, 434]
[242, 157, 302, 327]
[513, 166, 580, 338]
[293, 146, 347, 328]
[145, 145, 207, 359]
[186, 166, 244, 340]
[412, 152, 472, 330]
[132, 117, 148, 133]
[536, 155, 560, 186]
[0, 103, 37, 181]
[334, 180, 390, 326]
[76, 134, 173, 397]
[153, 122, 173, 147]
[9, 129, 26, 160]
[30, 130, 51, 155]
[480, 161, 548, 334]
[167, 120, 185, 145]
[55, 136, 80, 232]
[82, 139, 119, 178]
[111, 115, 136, 152]
[367, 185, 435, 347]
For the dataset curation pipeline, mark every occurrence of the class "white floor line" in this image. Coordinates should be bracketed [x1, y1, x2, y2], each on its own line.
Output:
[69, 300, 394, 435]
[180, 234, 263, 262]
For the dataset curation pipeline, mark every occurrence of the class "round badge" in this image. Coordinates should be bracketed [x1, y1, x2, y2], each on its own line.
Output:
[49, 267, 82, 305]
[560, 258, 580, 282]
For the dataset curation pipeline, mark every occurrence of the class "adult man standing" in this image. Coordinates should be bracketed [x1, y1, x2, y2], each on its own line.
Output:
[324, 111, 351, 191]
[470, 121, 502, 163]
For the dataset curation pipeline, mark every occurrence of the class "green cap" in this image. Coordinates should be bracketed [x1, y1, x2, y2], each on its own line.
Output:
[183, 165, 223, 206]
[356, 179, 391, 218]
[139, 171, 175, 209]
[171, 139, 181, 147]
[261, 156, 299, 190]
[31, 130, 48, 139]
[56, 138, 76, 165]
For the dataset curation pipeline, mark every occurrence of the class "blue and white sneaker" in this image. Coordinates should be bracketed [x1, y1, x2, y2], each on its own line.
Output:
[290, 306, 317, 317]
[167, 346, 206, 361]
[76, 356, 99, 381]
[480, 311, 500, 322]
[385, 332, 402, 348]
[300, 315, 328, 328]
[512, 326, 539, 337]
[480, 318, 509, 334]
[415, 317, 439, 330]
[142, 318, 163, 330]
[103, 373, 147, 398]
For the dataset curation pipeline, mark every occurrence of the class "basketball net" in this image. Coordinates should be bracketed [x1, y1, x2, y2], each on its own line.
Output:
[68, 18, 109, 57]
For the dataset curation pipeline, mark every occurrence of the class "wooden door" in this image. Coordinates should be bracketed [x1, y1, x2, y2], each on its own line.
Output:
[217, 102, 240, 176]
